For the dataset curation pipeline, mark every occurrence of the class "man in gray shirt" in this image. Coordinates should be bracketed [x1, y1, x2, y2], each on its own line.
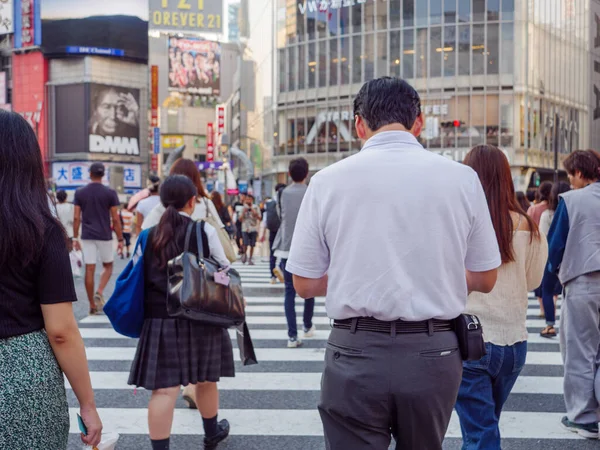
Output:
[273, 158, 315, 348]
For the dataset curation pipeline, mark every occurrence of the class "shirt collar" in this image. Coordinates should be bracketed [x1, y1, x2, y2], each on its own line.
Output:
[361, 131, 423, 152]
[179, 211, 191, 218]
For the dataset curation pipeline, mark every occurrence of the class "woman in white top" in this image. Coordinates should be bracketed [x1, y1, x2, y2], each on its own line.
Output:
[456, 146, 548, 449]
[141, 159, 224, 231]
[135, 175, 161, 234]
[55, 190, 74, 239]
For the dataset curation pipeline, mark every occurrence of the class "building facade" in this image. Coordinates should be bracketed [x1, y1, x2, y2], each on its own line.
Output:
[274, 0, 593, 189]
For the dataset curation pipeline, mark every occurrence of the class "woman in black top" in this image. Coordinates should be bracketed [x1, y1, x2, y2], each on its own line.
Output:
[128, 176, 233, 450]
[0, 111, 102, 449]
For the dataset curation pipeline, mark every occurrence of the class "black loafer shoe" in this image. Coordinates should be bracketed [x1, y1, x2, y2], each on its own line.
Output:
[204, 419, 230, 449]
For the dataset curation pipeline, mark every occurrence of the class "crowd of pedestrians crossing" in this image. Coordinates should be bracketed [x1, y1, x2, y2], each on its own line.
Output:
[1, 73, 600, 450]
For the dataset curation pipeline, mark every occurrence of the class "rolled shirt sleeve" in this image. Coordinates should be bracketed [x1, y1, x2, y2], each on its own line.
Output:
[286, 180, 330, 279]
[203, 222, 231, 268]
[465, 174, 502, 272]
[546, 199, 569, 274]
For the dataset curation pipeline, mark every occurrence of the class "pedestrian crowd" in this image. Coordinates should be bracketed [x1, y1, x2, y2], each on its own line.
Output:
[1, 75, 600, 450]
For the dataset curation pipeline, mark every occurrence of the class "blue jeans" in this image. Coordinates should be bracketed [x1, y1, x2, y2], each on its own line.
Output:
[455, 341, 528, 450]
[281, 259, 315, 338]
[542, 271, 563, 325]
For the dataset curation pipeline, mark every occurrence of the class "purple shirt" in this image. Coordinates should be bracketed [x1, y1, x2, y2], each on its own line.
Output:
[74, 182, 119, 241]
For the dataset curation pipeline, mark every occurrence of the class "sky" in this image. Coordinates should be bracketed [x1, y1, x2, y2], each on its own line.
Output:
[41, 0, 149, 21]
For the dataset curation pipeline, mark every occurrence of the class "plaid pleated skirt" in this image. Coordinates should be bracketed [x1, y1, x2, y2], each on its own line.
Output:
[128, 318, 235, 390]
[0, 330, 70, 450]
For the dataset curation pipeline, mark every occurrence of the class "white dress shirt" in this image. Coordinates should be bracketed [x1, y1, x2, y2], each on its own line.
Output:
[286, 131, 501, 321]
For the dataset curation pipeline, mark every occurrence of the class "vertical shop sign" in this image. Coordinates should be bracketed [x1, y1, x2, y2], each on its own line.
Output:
[15, 0, 41, 48]
[206, 123, 215, 162]
[151, 65, 159, 127]
[217, 106, 225, 136]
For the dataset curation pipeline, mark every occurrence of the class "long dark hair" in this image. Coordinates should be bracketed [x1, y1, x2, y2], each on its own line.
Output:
[548, 182, 571, 211]
[464, 145, 539, 264]
[211, 191, 225, 212]
[0, 111, 60, 268]
[515, 191, 530, 213]
[152, 175, 198, 268]
[170, 158, 208, 198]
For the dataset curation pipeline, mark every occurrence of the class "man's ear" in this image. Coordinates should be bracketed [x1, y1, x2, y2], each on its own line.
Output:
[355, 115, 368, 140]
[410, 113, 425, 138]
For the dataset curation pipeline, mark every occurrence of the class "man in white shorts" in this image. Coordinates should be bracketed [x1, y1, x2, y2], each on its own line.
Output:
[73, 163, 124, 314]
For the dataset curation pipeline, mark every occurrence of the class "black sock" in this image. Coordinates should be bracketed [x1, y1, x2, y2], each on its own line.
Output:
[151, 438, 170, 450]
[203, 415, 219, 437]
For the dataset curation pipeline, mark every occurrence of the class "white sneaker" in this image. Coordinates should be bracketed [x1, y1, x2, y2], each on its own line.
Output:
[287, 337, 303, 348]
[303, 325, 316, 338]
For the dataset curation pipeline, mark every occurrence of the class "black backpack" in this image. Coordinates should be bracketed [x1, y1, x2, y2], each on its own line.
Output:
[265, 200, 281, 233]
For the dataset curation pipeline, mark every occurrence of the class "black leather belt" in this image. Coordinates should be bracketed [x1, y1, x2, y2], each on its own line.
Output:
[333, 317, 453, 335]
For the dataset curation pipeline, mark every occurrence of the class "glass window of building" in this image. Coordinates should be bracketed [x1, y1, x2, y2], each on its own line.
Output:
[430, 27, 443, 77]
[416, 0, 428, 27]
[288, 46, 296, 91]
[377, 32, 388, 78]
[376, 0, 387, 30]
[487, 24, 499, 74]
[390, 30, 401, 77]
[318, 10, 328, 38]
[445, 0, 457, 23]
[328, 8, 338, 36]
[317, 108, 328, 153]
[352, 34, 362, 83]
[403, 28, 415, 79]
[487, 0, 500, 21]
[297, 110, 307, 154]
[365, 34, 375, 80]
[458, 25, 470, 75]
[330, 39, 338, 86]
[340, 6, 350, 34]
[352, 2, 362, 33]
[404, 0, 415, 27]
[306, 107, 316, 154]
[390, 0, 401, 28]
[456, 95, 470, 147]
[279, 49, 286, 92]
[431, 0, 443, 25]
[473, 0, 485, 22]
[502, 0, 514, 21]
[318, 40, 327, 87]
[308, 42, 316, 88]
[307, 11, 316, 40]
[458, 0, 470, 22]
[287, 115, 296, 155]
[486, 95, 500, 146]
[416, 28, 428, 78]
[341, 36, 350, 84]
[472, 24, 485, 75]
[501, 22, 514, 74]
[500, 95, 514, 147]
[298, 45, 306, 89]
[471, 94, 485, 146]
[444, 26, 456, 76]
[365, 0, 375, 32]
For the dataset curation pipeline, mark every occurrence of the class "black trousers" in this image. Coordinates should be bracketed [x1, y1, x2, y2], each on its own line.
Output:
[268, 230, 277, 277]
[319, 327, 462, 449]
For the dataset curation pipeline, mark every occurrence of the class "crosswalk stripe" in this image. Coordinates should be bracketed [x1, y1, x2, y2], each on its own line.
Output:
[82, 346, 562, 365]
[68, 409, 582, 440]
[67, 373, 564, 394]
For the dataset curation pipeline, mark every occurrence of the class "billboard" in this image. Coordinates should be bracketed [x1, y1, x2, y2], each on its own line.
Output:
[41, 0, 148, 62]
[150, 0, 223, 34]
[14, 0, 41, 48]
[89, 84, 140, 156]
[0, 0, 13, 35]
[52, 161, 142, 189]
[168, 37, 221, 97]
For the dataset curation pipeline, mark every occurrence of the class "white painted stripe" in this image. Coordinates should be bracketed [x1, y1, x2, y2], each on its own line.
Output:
[68, 409, 583, 439]
[246, 305, 327, 313]
[70, 372, 563, 394]
[84, 347, 326, 361]
[526, 334, 560, 344]
[83, 347, 560, 365]
[80, 315, 333, 326]
[245, 296, 326, 304]
[528, 308, 561, 317]
[527, 319, 560, 328]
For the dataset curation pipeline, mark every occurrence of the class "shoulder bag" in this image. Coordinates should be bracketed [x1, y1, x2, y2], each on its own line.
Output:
[104, 229, 151, 338]
[167, 221, 245, 328]
[203, 198, 238, 263]
[453, 314, 486, 361]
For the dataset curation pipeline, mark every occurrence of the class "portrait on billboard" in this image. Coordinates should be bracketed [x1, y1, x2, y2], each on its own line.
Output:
[168, 37, 221, 97]
[88, 84, 140, 156]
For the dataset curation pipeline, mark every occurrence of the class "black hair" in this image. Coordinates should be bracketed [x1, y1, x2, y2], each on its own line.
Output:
[152, 175, 198, 269]
[0, 111, 62, 268]
[56, 190, 68, 203]
[353, 77, 421, 131]
[289, 158, 309, 182]
[548, 182, 571, 211]
[275, 183, 287, 193]
[526, 190, 536, 203]
[563, 150, 600, 180]
[537, 181, 553, 202]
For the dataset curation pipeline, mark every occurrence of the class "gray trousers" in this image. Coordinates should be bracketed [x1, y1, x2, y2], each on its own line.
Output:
[319, 326, 463, 449]
[560, 271, 600, 424]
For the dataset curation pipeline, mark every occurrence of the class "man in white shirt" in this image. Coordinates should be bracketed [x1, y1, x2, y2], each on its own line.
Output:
[287, 77, 500, 449]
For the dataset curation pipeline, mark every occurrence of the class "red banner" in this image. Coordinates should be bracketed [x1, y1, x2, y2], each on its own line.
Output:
[151, 154, 159, 172]
[151, 65, 158, 128]
[206, 123, 214, 162]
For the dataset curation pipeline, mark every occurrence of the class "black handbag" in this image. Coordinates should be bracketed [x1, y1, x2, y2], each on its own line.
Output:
[236, 321, 258, 366]
[453, 314, 487, 361]
[167, 221, 245, 328]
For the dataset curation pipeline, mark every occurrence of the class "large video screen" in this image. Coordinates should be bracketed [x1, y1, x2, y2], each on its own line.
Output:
[41, 0, 148, 62]
[168, 37, 221, 97]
